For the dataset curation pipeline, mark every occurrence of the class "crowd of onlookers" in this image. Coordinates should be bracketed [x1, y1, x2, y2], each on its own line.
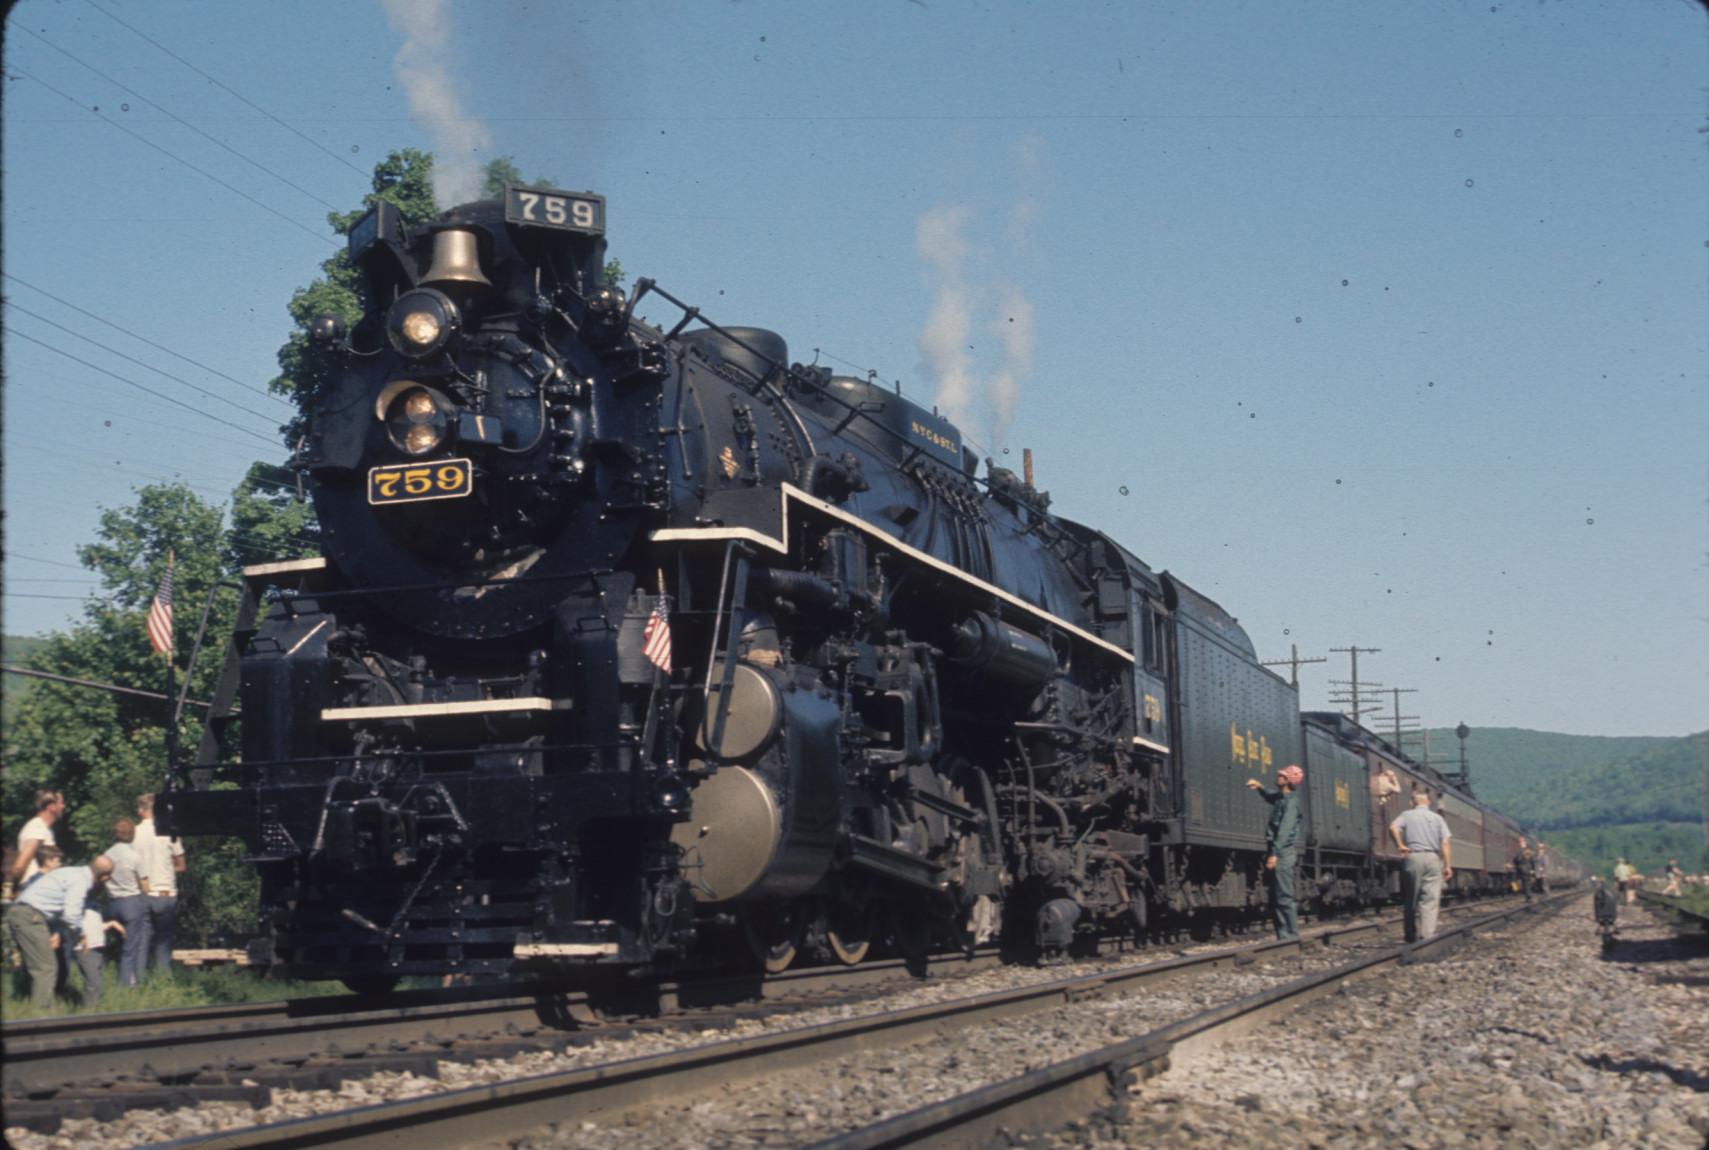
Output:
[1606, 856, 1707, 902]
[3, 788, 186, 1010]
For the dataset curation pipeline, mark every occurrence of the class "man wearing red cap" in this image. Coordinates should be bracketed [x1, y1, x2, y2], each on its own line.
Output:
[1246, 764, 1304, 940]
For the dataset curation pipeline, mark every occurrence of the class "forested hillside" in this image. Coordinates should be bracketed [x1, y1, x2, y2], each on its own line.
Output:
[1421, 726, 1707, 875]
[3, 634, 50, 725]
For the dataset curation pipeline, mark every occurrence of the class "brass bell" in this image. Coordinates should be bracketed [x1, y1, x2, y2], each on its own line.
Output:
[421, 227, 491, 290]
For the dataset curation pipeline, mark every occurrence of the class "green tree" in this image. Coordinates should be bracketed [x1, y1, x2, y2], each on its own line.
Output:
[270, 148, 442, 432]
[2, 483, 257, 943]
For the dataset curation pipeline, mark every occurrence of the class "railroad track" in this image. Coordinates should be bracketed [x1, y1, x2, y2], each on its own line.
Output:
[19, 897, 1535, 1148]
[812, 893, 1576, 1149]
[1, 948, 1002, 1130]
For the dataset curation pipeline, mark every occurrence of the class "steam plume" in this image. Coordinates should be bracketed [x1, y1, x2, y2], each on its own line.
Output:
[917, 207, 977, 428]
[379, 0, 492, 208]
[915, 144, 1041, 446]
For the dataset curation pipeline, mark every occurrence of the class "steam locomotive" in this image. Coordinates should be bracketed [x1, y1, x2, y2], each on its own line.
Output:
[172, 187, 1556, 992]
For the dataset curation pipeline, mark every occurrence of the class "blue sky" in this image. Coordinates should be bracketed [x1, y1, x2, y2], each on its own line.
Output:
[3, 1, 1704, 737]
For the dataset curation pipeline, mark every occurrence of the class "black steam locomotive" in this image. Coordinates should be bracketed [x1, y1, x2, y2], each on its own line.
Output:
[173, 187, 1547, 991]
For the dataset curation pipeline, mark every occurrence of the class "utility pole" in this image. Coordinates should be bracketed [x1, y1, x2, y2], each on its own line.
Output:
[1328, 645, 1383, 725]
[1260, 643, 1327, 689]
[1384, 686, 1419, 755]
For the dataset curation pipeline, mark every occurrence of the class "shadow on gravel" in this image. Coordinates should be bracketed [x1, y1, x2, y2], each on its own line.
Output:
[1579, 1053, 1709, 1092]
[1598, 937, 1707, 965]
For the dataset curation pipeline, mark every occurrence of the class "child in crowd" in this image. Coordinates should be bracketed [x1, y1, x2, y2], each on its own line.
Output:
[75, 906, 126, 1009]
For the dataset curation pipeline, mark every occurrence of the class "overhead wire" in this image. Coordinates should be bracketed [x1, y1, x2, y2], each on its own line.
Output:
[13, 68, 336, 249]
[6, 273, 295, 407]
[14, 25, 346, 213]
[11, 553, 91, 571]
[6, 302, 287, 427]
[83, 0, 371, 179]
[9, 329, 285, 446]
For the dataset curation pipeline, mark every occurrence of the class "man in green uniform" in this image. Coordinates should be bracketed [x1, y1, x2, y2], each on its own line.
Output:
[1246, 764, 1304, 940]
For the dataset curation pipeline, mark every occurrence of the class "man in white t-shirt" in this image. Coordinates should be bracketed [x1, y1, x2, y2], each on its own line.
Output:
[135, 793, 186, 973]
[11, 789, 66, 892]
[106, 817, 150, 986]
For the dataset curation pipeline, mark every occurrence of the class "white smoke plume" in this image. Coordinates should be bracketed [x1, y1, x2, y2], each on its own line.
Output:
[915, 143, 1042, 447]
[379, 0, 492, 208]
[916, 206, 977, 427]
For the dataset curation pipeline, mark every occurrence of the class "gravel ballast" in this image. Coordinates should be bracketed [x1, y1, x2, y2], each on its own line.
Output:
[1052, 898, 1709, 1150]
[16, 898, 1694, 1149]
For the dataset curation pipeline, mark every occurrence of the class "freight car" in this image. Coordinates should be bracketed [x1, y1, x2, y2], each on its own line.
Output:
[168, 187, 1560, 991]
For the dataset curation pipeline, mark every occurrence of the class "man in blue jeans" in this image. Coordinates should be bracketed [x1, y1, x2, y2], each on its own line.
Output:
[105, 817, 150, 986]
[135, 793, 186, 973]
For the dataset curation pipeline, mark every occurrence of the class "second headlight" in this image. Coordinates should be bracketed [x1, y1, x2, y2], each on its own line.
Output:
[381, 382, 451, 456]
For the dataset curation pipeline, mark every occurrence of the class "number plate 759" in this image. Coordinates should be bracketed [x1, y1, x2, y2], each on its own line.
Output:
[367, 458, 473, 505]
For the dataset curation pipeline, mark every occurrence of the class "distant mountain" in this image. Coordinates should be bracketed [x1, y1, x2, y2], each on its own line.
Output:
[3, 634, 49, 665]
[1415, 726, 1707, 875]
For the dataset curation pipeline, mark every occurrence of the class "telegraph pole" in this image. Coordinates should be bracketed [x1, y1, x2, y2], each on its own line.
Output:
[1260, 643, 1327, 689]
[1328, 645, 1383, 724]
[1385, 685, 1419, 755]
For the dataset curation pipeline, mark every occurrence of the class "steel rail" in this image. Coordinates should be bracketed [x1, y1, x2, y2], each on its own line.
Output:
[0, 950, 999, 1091]
[128, 900, 1504, 1150]
[806, 893, 1575, 1149]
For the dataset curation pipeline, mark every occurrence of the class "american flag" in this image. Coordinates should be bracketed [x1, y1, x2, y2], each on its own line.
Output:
[642, 596, 671, 672]
[146, 555, 174, 656]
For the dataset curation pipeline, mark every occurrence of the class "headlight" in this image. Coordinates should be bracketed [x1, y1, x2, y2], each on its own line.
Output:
[386, 289, 460, 358]
[380, 383, 451, 456]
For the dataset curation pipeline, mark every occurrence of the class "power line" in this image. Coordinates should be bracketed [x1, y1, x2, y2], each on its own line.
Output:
[84, 0, 370, 178]
[9, 329, 284, 446]
[13, 68, 336, 248]
[10, 554, 90, 571]
[2, 664, 216, 709]
[6, 273, 294, 406]
[5, 577, 103, 584]
[6, 302, 286, 427]
[7, 593, 115, 602]
[14, 25, 345, 212]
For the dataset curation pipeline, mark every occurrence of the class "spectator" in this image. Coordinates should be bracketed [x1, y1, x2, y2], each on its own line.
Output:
[75, 906, 125, 1009]
[105, 818, 149, 987]
[1613, 857, 1637, 904]
[135, 794, 185, 973]
[1654, 850, 1681, 895]
[4, 856, 113, 1009]
[12, 789, 66, 888]
[1514, 839, 1537, 902]
[20, 843, 65, 887]
[1592, 875, 1618, 953]
[17, 845, 77, 997]
[1389, 791, 1453, 942]
[1372, 766, 1401, 809]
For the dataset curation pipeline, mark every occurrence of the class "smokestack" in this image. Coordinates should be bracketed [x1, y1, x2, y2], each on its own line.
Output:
[1023, 447, 1034, 488]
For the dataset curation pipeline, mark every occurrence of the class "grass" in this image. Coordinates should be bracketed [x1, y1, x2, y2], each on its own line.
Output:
[2, 960, 346, 1021]
[1664, 885, 1709, 919]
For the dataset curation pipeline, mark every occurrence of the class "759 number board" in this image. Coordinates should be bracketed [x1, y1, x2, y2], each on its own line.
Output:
[368, 458, 473, 506]
[504, 185, 605, 235]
